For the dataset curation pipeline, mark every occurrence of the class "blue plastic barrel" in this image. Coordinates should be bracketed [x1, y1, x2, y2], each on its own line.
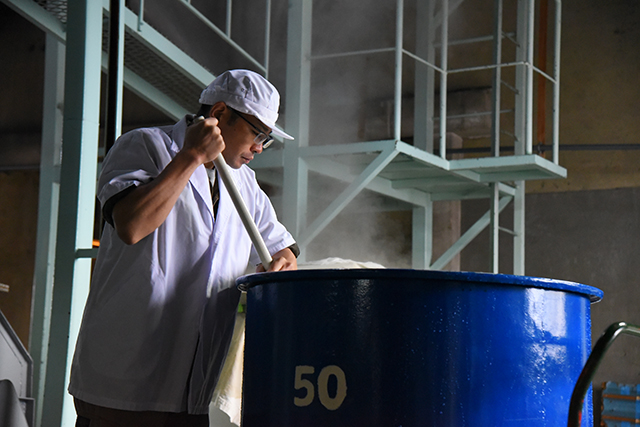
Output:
[237, 269, 603, 427]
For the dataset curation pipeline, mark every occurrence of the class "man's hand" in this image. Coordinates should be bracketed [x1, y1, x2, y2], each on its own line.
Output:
[256, 247, 298, 272]
[183, 116, 225, 165]
[112, 116, 225, 245]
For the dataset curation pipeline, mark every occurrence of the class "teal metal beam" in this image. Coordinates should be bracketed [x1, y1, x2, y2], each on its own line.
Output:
[1, 0, 66, 42]
[449, 155, 567, 180]
[303, 156, 432, 207]
[431, 196, 512, 270]
[299, 146, 399, 248]
[395, 141, 450, 170]
[41, 1, 103, 426]
[119, 59, 190, 120]
[312, 47, 395, 61]
[373, 162, 441, 174]
[391, 175, 476, 190]
[2, 0, 203, 123]
[283, 0, 312, 252]
[479, 168, 563, 182]
[431, 182, 516, 201]
[301, 140, 396, 158]
[122, 4, 213, 87]
[177, 0, 267, 74]
[361, 175, 432, 207]
[30, 33, 64, 427]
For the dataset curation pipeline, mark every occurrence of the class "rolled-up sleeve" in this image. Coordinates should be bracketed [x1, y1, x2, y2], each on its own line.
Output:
[98, 127, 173, 224]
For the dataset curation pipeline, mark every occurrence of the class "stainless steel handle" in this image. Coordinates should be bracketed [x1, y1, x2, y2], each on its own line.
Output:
[568, 321, 640, 427]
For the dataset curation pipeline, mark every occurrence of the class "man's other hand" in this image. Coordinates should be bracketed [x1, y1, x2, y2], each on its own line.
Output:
[256, 247, 298, 272]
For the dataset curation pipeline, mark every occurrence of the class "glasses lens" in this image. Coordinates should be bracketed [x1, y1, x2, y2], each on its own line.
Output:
[254, 133, 273, 149]
[233, 109, 273, 149]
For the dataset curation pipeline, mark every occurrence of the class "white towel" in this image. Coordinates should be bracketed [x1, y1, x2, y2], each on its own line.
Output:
[210, 311, 245, 426]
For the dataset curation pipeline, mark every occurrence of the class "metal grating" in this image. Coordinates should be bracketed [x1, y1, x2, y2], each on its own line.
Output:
[35, 0, 66, 23]
[34, 0, 204, 115]
[122, 30, 204, 113]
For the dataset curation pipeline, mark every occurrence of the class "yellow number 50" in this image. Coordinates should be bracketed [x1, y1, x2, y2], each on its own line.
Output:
[294, 365, 347, 410]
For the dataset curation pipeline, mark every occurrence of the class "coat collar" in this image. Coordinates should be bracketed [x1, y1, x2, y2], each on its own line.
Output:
[166, 115, 190, 155]
[165, 115, 247, 225]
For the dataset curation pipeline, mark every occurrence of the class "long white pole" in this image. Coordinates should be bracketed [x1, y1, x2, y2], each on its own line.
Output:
[214, 154, 273, 269]
[193, 116, 272, 268]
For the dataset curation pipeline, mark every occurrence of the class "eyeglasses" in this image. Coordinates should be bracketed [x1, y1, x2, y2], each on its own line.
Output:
[230, 108, 274, 149]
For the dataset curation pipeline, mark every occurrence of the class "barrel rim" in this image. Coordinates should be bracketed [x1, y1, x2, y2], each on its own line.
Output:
[236, 268, 603, 303]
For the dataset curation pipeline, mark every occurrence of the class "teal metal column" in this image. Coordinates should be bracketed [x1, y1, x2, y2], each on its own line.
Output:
[30, 33, 64, 427]
[438, 0, 449, 157]
[491, 0, 503, 157]
[284, 0, 312, 260]
[514, 0, 529, 156]
[552, 0, 562, 164]
[491, 0, 504, 274]
[513, 181, 525, 274]
[412, 201, 433, 270]
[412, 0, 436, 268]
[525, 0, 535, 155]
[41, 0, 103, 426]
[414, 0, 436, 154]
[513, 0, 531, 275]
[393, 0, 403, 142]
[489, 183, 500, 273]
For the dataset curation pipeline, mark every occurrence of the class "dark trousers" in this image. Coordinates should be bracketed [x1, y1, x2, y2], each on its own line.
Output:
[74, 398, 209, 427]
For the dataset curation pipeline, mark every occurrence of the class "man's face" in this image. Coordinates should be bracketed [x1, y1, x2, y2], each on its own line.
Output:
[218, 107, 271, 169]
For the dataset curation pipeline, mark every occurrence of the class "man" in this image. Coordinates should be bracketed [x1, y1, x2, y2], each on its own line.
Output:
[69, 69, 298, 426]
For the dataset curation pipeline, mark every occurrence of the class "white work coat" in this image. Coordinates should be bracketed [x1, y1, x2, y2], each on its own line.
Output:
[68, 116, 295, 414]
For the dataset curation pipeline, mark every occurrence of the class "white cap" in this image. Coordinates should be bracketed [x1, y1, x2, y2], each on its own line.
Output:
[199, 69, 294, 140]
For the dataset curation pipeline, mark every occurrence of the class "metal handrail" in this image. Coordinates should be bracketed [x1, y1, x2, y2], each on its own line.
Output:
[177, 0, 268, 75]
[568, 321, 640, 427]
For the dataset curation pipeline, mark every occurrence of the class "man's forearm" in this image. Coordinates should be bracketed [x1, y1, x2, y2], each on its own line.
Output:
[112, 149, 202, 244]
